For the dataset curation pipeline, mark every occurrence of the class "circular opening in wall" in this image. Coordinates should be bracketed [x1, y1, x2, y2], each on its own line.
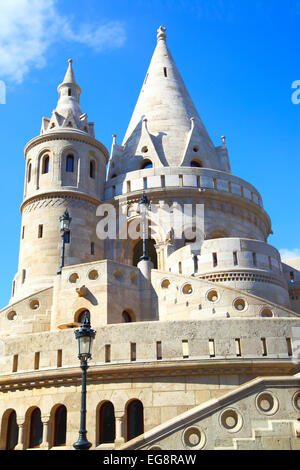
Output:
[182, 283, 193, 295]
[69, 273, 79, 284]
[220, 409, 242, 433]
[141, 146, 148, 153]
[29, 299, 40, 310]
[233, 298, 246, 311]
[293, 391, 300, 411]
[161, 279, 170, 289]
[7, 311, 17, 321]
[88, 270, 99, 280]
[114, 270, 123, 281]
[193, 146, 199, 153]
[256, 392, 278, 415]
[183, 426, 205, 450]
[261, 308, 273, 318]
[207, 290, 219, 302]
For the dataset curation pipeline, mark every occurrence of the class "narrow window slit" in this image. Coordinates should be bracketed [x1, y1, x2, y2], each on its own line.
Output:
[235, 338, 241, 357]
[105, 344, 111, 363]
[182, 340, 189, 359]
[209, 339, 215, 357]
[156, 341, 162, 360]
[131, 343, 136, 361]
[261, 338, 267, 356]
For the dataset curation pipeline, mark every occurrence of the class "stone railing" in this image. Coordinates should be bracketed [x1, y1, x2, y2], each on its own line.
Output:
[104, 167, 263, 209]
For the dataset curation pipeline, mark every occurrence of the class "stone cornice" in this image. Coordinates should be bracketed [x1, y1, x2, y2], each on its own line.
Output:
[0, 358, 297, 393]
[24, 131, 109, 162]
[20, 191, 102, 214]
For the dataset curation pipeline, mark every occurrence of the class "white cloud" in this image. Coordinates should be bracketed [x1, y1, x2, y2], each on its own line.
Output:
[0, 0, 126, 83]
[279, 248, 300, 260]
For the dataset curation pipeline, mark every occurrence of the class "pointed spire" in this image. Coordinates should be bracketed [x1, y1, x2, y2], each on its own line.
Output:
[121, 26, 218, 168]
[62, 58, 78, 85]
[40, 59, 94, 137]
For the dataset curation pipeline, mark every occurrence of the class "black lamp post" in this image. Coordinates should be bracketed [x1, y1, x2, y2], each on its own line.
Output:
[57, 210, 71, 275]
[138, 192, 151, 261]
[73, 312, 96, 450]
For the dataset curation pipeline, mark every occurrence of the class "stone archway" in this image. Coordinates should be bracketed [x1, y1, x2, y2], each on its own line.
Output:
[132, 239, 158, 268]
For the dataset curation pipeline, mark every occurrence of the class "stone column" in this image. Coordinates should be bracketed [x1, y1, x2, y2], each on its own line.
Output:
[15, 419, 25, 450]
[114, 412, 125, 448]
[40, 416, 50, 449]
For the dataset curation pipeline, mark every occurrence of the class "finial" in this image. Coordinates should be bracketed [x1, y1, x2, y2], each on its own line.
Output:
[157, 25, 167, 41]
[221, 135, 226, 145]
[68, 58, 73, 64]
[112, 134, 117, 144]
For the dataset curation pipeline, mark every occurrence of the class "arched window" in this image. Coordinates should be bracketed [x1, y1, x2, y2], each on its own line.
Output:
[42, 155, 49, 174]
[53, 405, 67, 446]
[140, 160, 153, 170]
[66, 154, 74, 173]
[29, 408, 43, 448]
[99, 402, 115, 444]
[90, 160, 95, 179]
[132, 239, 157, 269]
[5, 410, 18, 450]
[27, 162, 32, 183]
[122, 311, 133, 323]
[127, 400, 144, 441]
[75, 309, 90, 324]
[190, 160, 202, 168]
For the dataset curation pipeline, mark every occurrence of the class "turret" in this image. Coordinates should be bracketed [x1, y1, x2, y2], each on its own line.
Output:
[11, 60, 109, 302]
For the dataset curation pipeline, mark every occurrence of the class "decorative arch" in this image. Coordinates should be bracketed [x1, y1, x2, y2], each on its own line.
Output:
[27, 407, 43, 449]
[122, 309, 135, 323]
[126, 399, 144, 441]
[27, 160, 32, 183]
[190, 159, 202, 168]
[1, 409, 18, 450]
[117, 212, 164, 268]
[66, 154, 74, 173]
[41, 154, 50, 174]
[37, 149, 52, 189]
[52, 404, 67, 447]
[140, 159, 153, 170]
[97, 401, 115, 445]
[74, 309, 90, 324]
[61, 147, 79, 186]
[89, 159, 96, 179]
[132, 238, 158, 268]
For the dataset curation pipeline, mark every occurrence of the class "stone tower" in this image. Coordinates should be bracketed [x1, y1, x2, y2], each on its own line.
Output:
[11, 60, 109, 302]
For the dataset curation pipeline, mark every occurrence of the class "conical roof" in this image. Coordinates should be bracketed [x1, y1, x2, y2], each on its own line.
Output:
[40, 59, 94, 136]
[61, 58, 78, 86]
[55, 59, 82, 118]
[121, 26, 218, 167]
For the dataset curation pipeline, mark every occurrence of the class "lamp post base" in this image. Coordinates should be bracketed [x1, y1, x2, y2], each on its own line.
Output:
[73, 433, 92, 450]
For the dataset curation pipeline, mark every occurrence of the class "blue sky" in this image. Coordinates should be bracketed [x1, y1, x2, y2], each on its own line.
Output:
[0, 0, 299, 308]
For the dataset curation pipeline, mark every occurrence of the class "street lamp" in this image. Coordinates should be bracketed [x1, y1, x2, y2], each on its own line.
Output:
[73, 312, 96, 450]
[138, 192, 151, 261]
[57, 209, 71, 275]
